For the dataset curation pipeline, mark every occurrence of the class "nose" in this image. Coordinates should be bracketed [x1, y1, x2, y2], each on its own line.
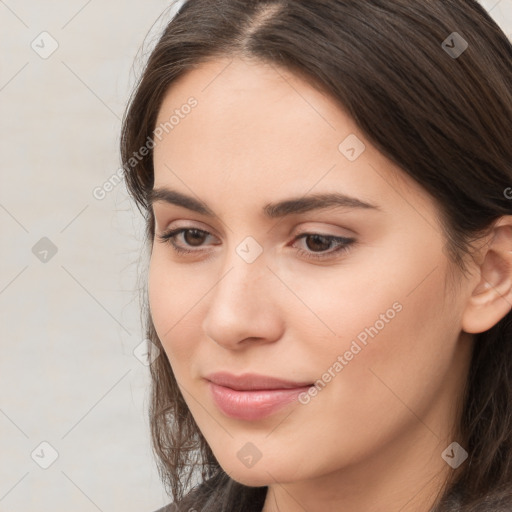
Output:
[202, 252, 284, 350]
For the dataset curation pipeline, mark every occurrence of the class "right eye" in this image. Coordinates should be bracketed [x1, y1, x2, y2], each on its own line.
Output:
[156, 228, 218, 255]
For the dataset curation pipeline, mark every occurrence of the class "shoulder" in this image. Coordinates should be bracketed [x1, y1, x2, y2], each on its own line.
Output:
[150, 477, 213, 512]
[151, 472, 266, 512]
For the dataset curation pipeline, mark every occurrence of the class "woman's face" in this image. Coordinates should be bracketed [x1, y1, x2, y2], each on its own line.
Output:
[148, 56, 474, 496]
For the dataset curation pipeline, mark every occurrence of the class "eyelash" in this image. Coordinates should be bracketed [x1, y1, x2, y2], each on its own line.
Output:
[156, 228, 355, 261]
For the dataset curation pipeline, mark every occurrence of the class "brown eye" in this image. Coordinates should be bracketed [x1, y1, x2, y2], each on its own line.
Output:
[183, 229, 208, 247]
[292, 233, 355, 261]
[303, 234, 334, 252]
[156, 227, 216, 255]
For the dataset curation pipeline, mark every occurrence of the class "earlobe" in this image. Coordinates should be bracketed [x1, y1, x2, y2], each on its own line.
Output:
[461, 216, 512, 334]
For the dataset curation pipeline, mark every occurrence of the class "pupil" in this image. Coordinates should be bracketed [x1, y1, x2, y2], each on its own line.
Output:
[306, 235, 330, 252]
[185, 229, 205, 246]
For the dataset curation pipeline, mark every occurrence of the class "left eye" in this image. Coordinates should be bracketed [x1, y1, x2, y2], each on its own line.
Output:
[293, 233, 355, 260]
[156, 228, 355, 261]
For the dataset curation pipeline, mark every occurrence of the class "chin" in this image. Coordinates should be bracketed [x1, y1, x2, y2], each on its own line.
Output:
[218, 457, 304, 487]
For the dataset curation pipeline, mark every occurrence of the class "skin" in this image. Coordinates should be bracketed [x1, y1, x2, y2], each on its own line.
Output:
[148, 56, 512, 512]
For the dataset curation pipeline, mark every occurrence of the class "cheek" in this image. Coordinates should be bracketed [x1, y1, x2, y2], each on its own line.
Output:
[147, 251, 202, 368]
[309, 258, 456, 429]
[290, 241, 454, 407]
[148, 236, 451, 382]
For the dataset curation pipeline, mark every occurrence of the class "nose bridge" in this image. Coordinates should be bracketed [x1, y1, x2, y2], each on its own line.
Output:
[210, 243, 268, 315]
[202, 241, 283, 348]
[215, 233, 269, 297]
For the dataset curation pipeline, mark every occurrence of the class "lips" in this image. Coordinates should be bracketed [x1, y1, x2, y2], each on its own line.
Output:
[205, 372, 313, 390]
[205, 372, 313, 421]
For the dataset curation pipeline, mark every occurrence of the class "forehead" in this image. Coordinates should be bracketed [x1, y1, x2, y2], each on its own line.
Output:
[152, 57, 433, 221]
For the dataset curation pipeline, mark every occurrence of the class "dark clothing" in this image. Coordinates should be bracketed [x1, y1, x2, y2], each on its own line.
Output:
[151, 472, 267, 511]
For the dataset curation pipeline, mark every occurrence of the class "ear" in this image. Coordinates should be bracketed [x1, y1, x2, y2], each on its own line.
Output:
[462, 216, 512, 334]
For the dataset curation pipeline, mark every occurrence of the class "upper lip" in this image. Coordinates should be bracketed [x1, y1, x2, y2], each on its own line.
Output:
[205, 372, 313, 391]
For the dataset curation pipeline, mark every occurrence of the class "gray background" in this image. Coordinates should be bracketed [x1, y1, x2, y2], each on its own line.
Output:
[0, 1, 511, 511]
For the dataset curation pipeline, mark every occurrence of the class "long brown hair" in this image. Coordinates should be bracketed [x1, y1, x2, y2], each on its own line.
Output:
[120, 1, 512, 510]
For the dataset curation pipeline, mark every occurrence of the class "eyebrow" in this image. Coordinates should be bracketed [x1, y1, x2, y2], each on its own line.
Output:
[148, 187, 380, 218]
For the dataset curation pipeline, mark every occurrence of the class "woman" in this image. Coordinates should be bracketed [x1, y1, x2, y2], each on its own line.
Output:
[120, 1, 512, 510]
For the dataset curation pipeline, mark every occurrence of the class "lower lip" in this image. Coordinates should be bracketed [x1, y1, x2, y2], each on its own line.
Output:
[208, 381, 312, 421]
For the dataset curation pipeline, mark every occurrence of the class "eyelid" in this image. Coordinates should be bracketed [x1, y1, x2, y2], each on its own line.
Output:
[156, 218, 222, 240]
[157, 221, 353, 245]
[156, 225, 356, 262]
[289, 222, 357, 239]
[157, 218, 355, 238]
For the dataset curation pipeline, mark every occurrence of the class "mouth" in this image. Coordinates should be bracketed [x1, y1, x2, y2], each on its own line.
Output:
[205, 371, 314, 390]
[204, 372, 314, 421]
